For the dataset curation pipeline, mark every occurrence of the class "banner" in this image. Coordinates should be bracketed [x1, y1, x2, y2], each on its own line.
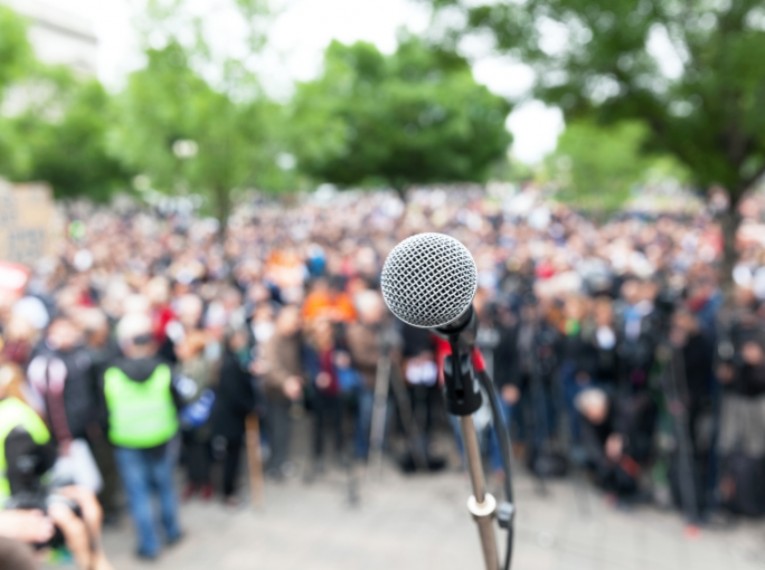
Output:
[0, 181, 58, 267]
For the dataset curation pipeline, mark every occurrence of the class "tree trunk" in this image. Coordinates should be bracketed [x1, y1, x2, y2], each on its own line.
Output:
[390, 183, 411, 228]
[719, 193, 742, 300]
[392, 184, 409, 204]
[214, 185, 231, 243]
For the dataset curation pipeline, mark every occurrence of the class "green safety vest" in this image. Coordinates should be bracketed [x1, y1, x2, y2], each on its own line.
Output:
[103, 364, 178, 449]
[0, 397, 50, 504]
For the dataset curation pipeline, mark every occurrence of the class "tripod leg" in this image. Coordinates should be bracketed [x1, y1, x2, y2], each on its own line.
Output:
[389, 367, 429, 472]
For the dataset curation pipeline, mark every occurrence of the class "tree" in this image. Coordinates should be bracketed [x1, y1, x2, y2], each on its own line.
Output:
[431, 0, 765, 286]
[0, 5, 33, 176]
[547, 119, 688, 213]
[0, 5, 32, 92]
[111, 42, 289, 229]
[290, 38, 512, 200]
[111, 0, 292, 231]
[12, 71, 129, 200]
[0, 7, 127, 199]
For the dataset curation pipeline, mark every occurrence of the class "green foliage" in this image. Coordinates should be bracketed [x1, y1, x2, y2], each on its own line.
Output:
[21, 77, 129, 201]
[290, 38, 512, 195]
[0, 8, 127, 200]
[110, 40, 292, 224]
[547, 119, 689, 212]
[430, 0, 765, 286]
[431, 0, 765, 200]
[0, 6, 32, 92]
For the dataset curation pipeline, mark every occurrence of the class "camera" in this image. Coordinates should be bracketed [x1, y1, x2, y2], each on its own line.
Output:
[4, 491, 83, 550]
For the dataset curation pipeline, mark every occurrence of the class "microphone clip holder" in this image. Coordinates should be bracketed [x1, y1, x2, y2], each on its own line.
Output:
[437, 306, 482, 418]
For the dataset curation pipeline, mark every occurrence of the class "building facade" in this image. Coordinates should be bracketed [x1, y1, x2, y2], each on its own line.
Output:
[1, 0, 98, 75]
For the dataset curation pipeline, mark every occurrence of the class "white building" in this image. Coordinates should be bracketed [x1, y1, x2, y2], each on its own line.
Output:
[1, 0, 98, 75]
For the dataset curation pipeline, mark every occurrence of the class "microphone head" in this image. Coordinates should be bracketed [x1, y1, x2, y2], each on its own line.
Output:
[381, 233, 478, 329]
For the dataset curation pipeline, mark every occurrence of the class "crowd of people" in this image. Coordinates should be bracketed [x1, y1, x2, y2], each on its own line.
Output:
[2, 183, 765, 566]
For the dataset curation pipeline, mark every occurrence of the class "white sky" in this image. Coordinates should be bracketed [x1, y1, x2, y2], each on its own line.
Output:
[66, 0, 563, 163]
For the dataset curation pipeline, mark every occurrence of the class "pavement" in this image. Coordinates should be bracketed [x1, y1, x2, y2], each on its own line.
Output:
[80, 462, 765, 570]
[40, 420, 765, 570]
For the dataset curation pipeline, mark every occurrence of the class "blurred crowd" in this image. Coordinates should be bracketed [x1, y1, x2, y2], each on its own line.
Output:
[2, 184, 765, 564]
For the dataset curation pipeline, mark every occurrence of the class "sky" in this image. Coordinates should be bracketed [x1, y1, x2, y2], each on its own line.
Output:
[66, 0, 563, 164]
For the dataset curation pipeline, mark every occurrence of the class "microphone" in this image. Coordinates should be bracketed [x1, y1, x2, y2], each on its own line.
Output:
[381, 232, 479, 338]
[381, 233, 482, 414]
[381, 233, 513, 570]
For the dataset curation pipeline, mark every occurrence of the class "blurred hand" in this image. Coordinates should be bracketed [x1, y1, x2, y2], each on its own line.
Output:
[249, 359, 268, 376]
[283, 376, 302, 400]
[56, 486, 103, 543]
[717, 364, 734, 384]
[742, 342, 764, 365]
[0, 510, 54, 544]
[316, 372, 332, 390]
[48, 502, 93, 570]
[605, 434, 623, 462]
[501, 385, 520, 405]
[53, 487, 113, 570]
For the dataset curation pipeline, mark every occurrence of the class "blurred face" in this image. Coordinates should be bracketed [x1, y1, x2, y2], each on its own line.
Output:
[565, 297, 586, 321]
[673, 310, 698, 335]
[313, 320, 334, 348]
[229, 329, 249, 351]
[277, 307, 301, 336]
[582, 397, 608, 425]
[621, 281, 639, 305]
[594, 300, 613, 327]
[357, 294, 385, 325]
[47, 319, 82, 350]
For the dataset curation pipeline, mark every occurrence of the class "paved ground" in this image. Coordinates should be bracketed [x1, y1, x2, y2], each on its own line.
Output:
[84, 460, 765, 570]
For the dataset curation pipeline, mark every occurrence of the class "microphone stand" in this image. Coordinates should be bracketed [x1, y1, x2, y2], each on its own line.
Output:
[440, 309, 500, 570]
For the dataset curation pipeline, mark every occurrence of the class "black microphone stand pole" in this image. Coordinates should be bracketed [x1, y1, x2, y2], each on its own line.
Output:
[441, 310, 500, 570]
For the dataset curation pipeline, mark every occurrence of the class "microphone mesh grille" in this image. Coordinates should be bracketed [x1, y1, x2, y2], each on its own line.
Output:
[381, 233, 478, 328]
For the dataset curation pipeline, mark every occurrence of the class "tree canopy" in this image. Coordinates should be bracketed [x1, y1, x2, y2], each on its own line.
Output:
[431, 0, 765, 280]
[0, 7, 126, 200]
[111, 41, 291, 225]
[547, 119, 689, 213]
[290, 38, 512, 199]
[110, 0, 294, 229]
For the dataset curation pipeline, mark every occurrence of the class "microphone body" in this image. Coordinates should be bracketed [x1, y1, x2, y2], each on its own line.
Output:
[381, 233, 482, 415]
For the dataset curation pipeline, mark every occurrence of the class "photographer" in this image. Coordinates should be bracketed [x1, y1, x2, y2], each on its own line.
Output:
[0, 363, 111, 569]
[576, 388, 641, 501]
[1, 494, 112, 570]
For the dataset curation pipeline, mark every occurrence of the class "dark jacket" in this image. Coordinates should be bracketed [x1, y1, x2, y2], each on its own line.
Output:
[212, 350, 257, 439]
[27, 344, 98, 442]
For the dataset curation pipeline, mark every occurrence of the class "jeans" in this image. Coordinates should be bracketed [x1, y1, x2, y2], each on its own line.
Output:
[312, 392, 343, 461]
[488, 401, 514, 472]
[113, 445, 182, 557]
[354, 387, 374, 460]
[265, 398, 292, 475]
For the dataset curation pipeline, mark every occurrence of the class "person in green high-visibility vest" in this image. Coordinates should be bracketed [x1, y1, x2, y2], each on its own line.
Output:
[99, 313, 185, 562]
[0, 364, 56, 507]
